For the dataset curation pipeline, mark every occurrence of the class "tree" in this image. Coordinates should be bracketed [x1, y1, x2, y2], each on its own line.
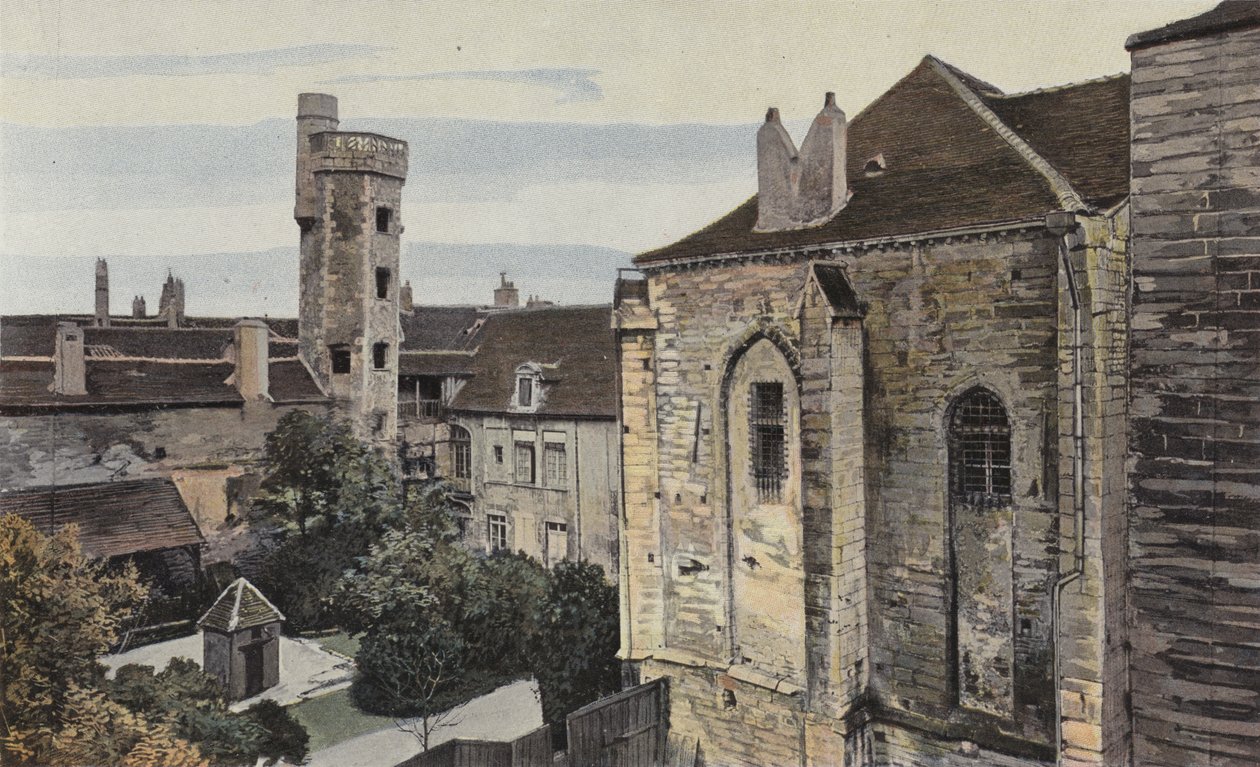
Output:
[0, 513, 147, 764]
[45, 684, 206, 767]
[352, 618, 467, 752]
[528, 561, 621, 734]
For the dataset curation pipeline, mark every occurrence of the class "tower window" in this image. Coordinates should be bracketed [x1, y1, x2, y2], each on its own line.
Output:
[372, 342, 389, 370]
[949, 387, 1012, 502]
[375, 267, 391, 299]
[750, 382, 785, 501]
[331, 346, 351, 374]
[376, 207, 392, 233]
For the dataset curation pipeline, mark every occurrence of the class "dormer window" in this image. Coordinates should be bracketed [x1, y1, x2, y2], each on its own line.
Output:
[863, 153, 887, 177]
[512, 362, 543, 413]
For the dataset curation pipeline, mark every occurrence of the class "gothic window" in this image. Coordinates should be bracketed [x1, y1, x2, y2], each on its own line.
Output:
[375, 267, 391, 299]
[750, 382, 786, 501]
[949, 387, 1012, 503]
[376, 206, 392, 233]
[372, 342, 388, 370]
[450, 426, 471, 480]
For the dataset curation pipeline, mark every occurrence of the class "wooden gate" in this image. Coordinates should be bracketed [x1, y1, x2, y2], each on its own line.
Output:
[565, 679, 668, 767]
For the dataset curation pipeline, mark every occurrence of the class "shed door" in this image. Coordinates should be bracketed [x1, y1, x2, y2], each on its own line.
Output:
[244, 644, 265, 697]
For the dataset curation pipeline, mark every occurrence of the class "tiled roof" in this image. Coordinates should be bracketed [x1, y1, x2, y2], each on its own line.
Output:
[198, 577, 285, 633]
[1127, 1, 1260, 49]
[399, 306, 488, 352]
[0, 478, 205, 559]
[448, 305, 616, 418]
[399, 351, 475, 377]
[0, 316, 299, 359]
[635, 56, 1130, 265]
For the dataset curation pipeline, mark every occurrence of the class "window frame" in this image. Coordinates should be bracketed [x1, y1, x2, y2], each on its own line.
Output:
[514, 441, 536, 484]
[450, 426, 472, 480]
[372, 342, 389, 370]
[750, 381, 786, 502]
[543, 441, 567, 488]
[948, 387, 1013, 504]
[330, 346, 352, 374]
[375, 266, 391, 299]
[375, 206, 392, 233]
[487, 513, 509, 553]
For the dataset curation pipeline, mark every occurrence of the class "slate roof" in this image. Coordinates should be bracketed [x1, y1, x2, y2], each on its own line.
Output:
[399, 306, 488, 352]
[1127, 1, 1260, 49]
[0, 315, 324, 411]
[635, 56, 1131, 265]
[399, 351, 476, 377]
[448, 305, 616, 418]
[0, 478, 205, 559]
[198, 577, 285, 633]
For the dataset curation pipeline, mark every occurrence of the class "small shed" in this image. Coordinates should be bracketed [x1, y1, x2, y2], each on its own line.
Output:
[197, 577, 284, 701]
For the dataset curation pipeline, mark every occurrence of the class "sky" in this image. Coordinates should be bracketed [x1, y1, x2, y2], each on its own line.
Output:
[0, 0, 1218, 316]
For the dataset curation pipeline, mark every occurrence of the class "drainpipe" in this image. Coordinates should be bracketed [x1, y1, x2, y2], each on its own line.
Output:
[1046, 210, 1085, 764]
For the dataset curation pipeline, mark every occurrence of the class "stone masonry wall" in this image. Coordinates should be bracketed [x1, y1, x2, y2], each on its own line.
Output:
[1128, 24, 1260, 767]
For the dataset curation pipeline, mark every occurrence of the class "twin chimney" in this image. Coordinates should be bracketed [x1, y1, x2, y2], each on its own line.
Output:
[755, 92, 849, 232]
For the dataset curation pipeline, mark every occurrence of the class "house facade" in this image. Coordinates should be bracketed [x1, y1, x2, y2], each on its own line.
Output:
[613, 4, 1258, 766]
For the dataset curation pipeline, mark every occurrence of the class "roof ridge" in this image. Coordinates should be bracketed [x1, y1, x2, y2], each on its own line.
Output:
[926, 57, 1087, 213]
[924, 55, 1004, 96]
[995, 72, 1129, 99]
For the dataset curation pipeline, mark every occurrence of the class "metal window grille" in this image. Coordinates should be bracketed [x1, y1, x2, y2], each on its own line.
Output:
[488, 514, 508, 552]
[750, 382, 785, 501]
[544, 443, 567, 487]
[514, 442, 535, 484]
[950, 388, 1012, 503]
[450, 428, 471, 479]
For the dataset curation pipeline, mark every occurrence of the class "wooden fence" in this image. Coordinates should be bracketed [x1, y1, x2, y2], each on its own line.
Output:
[398, 679, 668, 767]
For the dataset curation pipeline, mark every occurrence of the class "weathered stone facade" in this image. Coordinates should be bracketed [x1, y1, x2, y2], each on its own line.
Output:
[1126, 10, 1260, 767]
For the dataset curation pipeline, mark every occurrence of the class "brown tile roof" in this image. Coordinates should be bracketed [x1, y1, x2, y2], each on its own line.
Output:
[448, 305, 616, 418]
[1, 316, 299, 359]
[198, 577, 285, 633]
[0, 478, 205, 559]
[268, 359, 328, 403]
[1127, 1, 1260, 49]
[635, 56, 1130, 266]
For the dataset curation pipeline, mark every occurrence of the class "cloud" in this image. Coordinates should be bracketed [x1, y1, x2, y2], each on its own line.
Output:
[1, 44, 389, 79]
[322, 67, 603, 104]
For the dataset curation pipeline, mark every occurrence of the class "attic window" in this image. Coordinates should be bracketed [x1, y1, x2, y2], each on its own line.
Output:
[513, 362, 543, 412]
[863, 153, 886, 177]
[518, 377, 533, 407]
[376, 207, 392, 233]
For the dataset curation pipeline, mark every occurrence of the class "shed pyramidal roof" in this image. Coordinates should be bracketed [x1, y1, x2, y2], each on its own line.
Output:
[198, 577, 285, 633]
[636, 56, 1131, 265]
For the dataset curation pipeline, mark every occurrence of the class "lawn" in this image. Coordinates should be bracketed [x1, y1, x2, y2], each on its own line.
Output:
[288, 688, 396, 753]
[311, 630, 361, 659]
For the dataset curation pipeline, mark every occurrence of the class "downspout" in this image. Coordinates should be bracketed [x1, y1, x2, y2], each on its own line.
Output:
[1047, 211, 1085, 764]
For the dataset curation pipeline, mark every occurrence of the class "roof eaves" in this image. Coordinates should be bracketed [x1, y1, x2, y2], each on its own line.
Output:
[926, 56, 1088, 214]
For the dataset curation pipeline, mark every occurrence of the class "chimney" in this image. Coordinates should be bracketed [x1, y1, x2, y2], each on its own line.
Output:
[494, 272, 519, 307]
[159, 271, 185, 328]
[755, 93, 849, 232]
[233, 319, 270, 401]
[94, 259, 110, 327]
[294, 93, 340, 227]
[400, 280, 414, 312]
[52, 322, 87, 396]
[797, 92, 848, 224]
[132, 295, 147, 318]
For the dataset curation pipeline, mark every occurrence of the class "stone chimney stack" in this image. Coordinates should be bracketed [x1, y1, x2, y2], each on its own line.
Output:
[159, 272, 186, 328]
[294, 93, 339, 228]
[798, 92, 848, 223]
[132, 295, 147, 318]
[232, 319, 270, 401]
[755, 93, 849, 232]
[52, 322, 87, 396]
[494, 272, 519, 307]
[400, 280, 414, 312]
[94, 259, 110, 327]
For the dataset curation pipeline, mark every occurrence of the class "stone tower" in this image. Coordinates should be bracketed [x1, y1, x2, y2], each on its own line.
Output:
[294, 93, 408, 442]
[94, 258, 109, 327]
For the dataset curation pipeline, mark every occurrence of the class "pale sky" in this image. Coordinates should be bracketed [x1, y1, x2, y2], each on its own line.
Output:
[0, 0, 1219, 314]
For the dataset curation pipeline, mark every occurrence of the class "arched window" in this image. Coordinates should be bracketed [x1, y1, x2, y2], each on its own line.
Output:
[449, 425, 471, 481]
[949, 387, 1011, 504]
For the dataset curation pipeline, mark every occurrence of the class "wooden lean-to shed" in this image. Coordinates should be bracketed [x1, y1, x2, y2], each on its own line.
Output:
[197, 577, 284, 701]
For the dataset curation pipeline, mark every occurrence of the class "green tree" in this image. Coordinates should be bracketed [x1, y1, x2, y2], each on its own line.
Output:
[0, 513, 148, 764]
[528, 561, 621, 731]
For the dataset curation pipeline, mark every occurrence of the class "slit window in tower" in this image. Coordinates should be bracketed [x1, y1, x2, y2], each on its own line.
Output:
[375, 267, 391, 299]
[330, 346, 351, 374]
[750, 382, 785, 502]
[372, 342, 388, 370]
[376, 207, 392, 233]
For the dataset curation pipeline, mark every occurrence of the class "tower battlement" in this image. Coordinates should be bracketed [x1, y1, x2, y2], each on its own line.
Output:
[309, 131, 408, 179]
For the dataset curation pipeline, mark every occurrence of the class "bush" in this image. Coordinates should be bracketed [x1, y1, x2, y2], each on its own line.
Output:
[240, 700, 309, 765]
